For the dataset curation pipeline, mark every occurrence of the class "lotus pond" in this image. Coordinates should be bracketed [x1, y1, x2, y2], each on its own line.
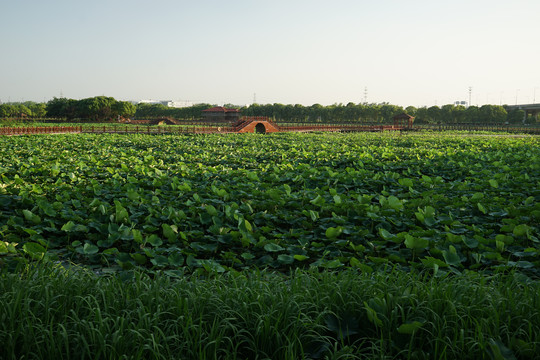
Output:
[0, 132, 539, 278]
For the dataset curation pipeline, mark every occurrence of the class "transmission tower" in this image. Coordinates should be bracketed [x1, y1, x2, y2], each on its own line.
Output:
[364, 87, 368, 104]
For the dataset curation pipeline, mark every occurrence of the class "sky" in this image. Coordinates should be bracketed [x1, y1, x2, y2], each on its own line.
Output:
[1, 0, 539, 108]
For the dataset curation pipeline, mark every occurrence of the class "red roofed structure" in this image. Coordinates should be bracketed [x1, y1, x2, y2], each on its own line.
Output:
[202, 107, 241, 123]
[393, 113, 414, 129]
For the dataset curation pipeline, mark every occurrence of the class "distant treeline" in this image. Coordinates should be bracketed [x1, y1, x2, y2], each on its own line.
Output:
[0, 102, 47, 118]
[136, 102, 528, 124]
[0, 97, 136, 122]
[241, 103, 524, 124]
[0, 97, 531, 124]
[134, 103, 214, 120]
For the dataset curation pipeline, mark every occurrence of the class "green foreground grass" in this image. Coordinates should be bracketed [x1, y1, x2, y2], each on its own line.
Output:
[1, 265, 539, 360]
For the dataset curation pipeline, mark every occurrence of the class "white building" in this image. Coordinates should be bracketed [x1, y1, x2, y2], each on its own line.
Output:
[167, 100, 194, 108]
[137, 100, 194, 108]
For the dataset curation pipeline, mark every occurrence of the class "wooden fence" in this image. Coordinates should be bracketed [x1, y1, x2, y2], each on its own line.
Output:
[1, 124, 539, 136]
[0, 125, 236, 136]
[82, 125, 235, 134]
[278, 124, 404, 132]
[415, 124, 540, 134]
[0, 126, 83, 135]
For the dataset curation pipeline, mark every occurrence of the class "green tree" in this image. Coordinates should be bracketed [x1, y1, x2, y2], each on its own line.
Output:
[46, 97, 78, 119]
[507, 109, 525, 124]
[329, 104, 346, 123]
[440, 104, 455, 124]
[16, 104, 32, 117]
[344, 102, 362, 123]
[113, 101, 136, 119]
[427, 106, 440, 124]
[0, 104, 16, 118]
[453, 105, 467, 123]
[464, 106, 479, 123]
[90, 96, 117, 121]
[309, 103, 325, 122]
[405, 106, 417, 117]
[135, 103, 169, 118]
[32, 103, 46, 117]
[380, 104, 404, 124]
[414, 107, 429, 124]
[478, 105, 507, 123]
[272, 103, 286, 121]
[292, 104, 307, 122]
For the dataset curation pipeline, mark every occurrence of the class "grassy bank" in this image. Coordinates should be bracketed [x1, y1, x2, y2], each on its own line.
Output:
[1, 265, 539, 359]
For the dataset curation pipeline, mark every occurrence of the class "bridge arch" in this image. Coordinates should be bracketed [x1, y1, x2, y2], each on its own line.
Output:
[255, 123, 267, 134]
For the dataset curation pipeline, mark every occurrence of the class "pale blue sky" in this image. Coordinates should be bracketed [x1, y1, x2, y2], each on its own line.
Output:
[1, 0, 539, 107]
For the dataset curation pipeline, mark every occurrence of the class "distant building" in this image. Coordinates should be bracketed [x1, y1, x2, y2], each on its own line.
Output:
[202, 106, 241, 123]
[138, 99, 168, 106]
[137, 100, 194, 108]
[167, 100, 194, 108]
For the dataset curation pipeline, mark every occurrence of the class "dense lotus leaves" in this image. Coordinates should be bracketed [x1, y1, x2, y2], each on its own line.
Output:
[0, 132, 539, 277]
[22, 242, 46, 260]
